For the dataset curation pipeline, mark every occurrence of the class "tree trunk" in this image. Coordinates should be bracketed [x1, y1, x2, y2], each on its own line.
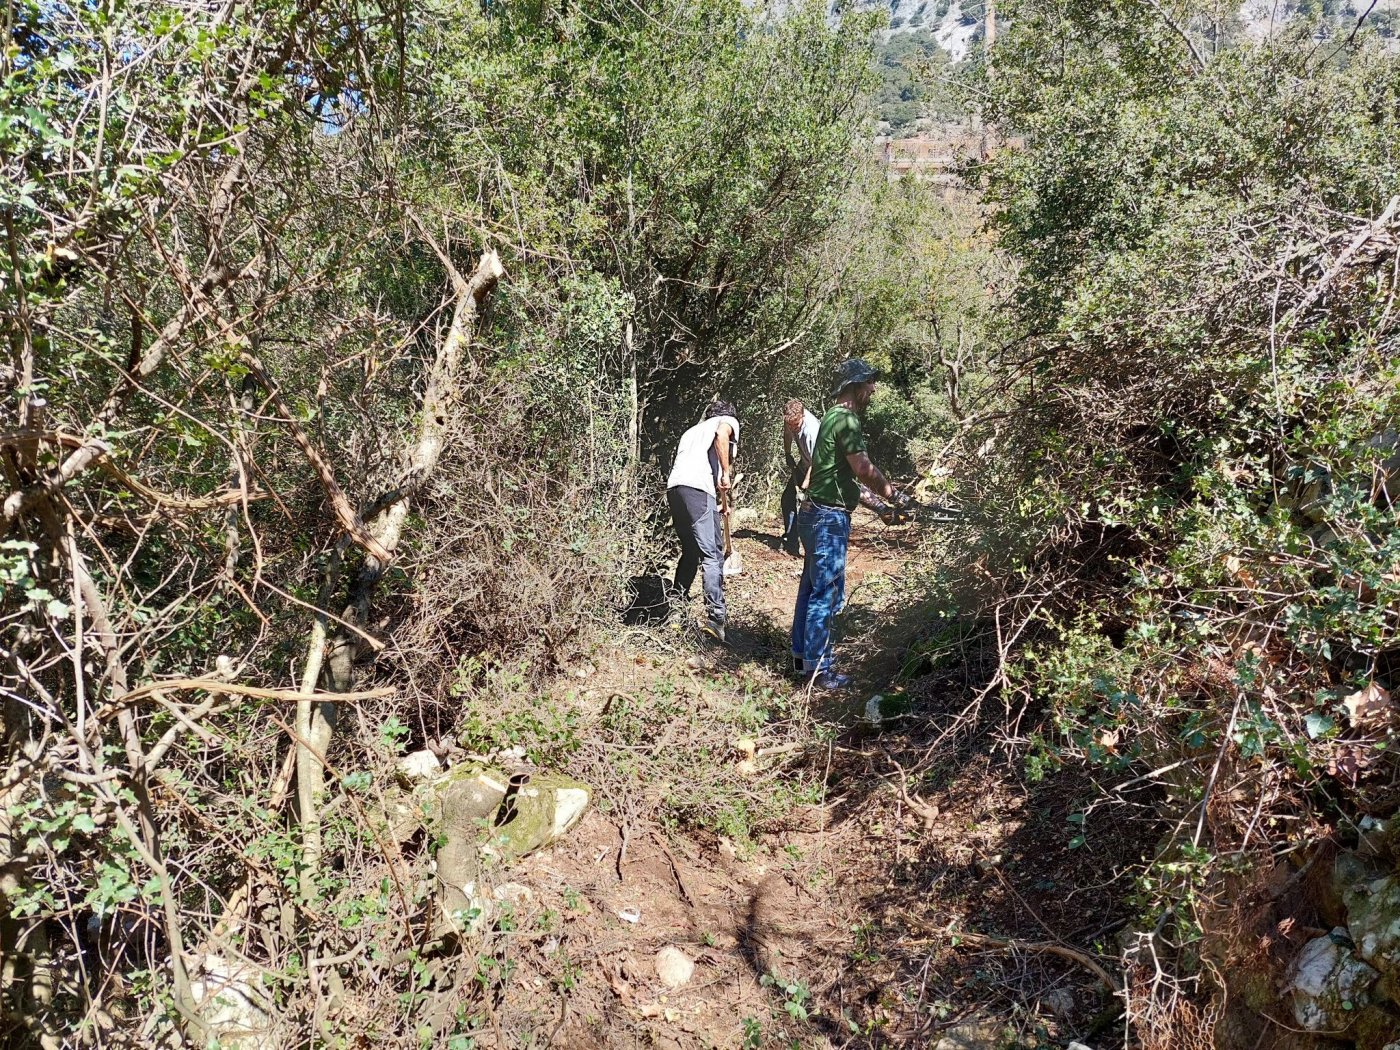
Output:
[297, 247, 505, 896]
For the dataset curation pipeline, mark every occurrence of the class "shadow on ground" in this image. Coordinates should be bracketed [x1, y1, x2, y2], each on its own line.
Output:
[622, 573, 672, 626]
[594, 515, 1160, 1048]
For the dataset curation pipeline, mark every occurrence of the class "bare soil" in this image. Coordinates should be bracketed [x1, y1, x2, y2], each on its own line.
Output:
[475, 509, 1159, 1048]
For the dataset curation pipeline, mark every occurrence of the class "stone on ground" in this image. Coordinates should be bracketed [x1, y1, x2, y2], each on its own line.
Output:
[654, 945, 695, 989]
[190, 954, 277, 1050]
[1288, 928, 1379, 1030]
[933, 1018, 1007, 1049]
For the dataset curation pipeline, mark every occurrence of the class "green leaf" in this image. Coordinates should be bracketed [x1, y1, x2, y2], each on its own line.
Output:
[1304, 713, 1335, 740]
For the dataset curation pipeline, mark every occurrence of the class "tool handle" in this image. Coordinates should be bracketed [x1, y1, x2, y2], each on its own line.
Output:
[721, 489, 733, 557]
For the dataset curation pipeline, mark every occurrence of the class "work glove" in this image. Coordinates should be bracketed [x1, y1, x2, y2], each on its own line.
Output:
[879, 490, 916, 525]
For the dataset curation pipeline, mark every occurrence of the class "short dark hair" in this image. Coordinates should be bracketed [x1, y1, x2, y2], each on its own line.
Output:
[705, 400, 737, 420]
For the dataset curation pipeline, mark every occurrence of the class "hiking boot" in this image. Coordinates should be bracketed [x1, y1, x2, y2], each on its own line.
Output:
[699, 621, 727, 645]
[813, 671, 852, 692]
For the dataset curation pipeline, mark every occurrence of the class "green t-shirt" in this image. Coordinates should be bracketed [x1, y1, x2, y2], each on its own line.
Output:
[807, 405, 867, 510]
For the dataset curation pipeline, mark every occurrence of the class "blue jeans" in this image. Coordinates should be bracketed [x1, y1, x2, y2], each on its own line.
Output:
[791, 504, 850, 673]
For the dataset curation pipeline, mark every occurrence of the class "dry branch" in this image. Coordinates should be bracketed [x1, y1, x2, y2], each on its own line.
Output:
[1283, 194, 1400, 328]
[1, 438, 110, 528]
[101, 677, 395, 714]
[1, 428, 269, 514]
[930, 927, 1118, 991]
[239, 352, 395, 563]
[296, 242, 504, 937]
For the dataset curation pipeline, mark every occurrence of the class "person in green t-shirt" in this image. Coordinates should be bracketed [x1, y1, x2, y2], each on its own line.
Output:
[791, 359, 908, 690]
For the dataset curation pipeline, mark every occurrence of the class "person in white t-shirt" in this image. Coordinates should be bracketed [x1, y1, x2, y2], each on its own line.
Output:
[665, 400, 739, 642]
[780, 399, 820, 556]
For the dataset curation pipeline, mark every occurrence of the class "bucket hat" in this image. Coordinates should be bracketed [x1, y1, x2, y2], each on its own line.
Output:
[830, 359, 879, 397]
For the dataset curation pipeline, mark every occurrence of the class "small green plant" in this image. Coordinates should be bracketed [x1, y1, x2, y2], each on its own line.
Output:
[379, 715, 410, 754]
[741, 1016, 763, 1049]
[554, 953, 582, 992]
[761, 972, 811, 1022]
[849, 920, 881, 964]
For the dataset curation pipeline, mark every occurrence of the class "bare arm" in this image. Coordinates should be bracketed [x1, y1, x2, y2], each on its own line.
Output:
[713, 423, 733, 497]
[846, 451, 893, 501]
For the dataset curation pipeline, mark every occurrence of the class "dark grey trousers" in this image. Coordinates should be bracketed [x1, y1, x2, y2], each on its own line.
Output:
[667, 485, 726, 628]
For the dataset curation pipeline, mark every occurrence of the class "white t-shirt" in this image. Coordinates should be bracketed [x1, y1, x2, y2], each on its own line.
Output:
[666, 415, 740, 497]
[795, 409, 819, 464]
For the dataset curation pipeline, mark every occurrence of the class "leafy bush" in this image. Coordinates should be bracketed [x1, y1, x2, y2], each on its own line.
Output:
[923, 8, 1400, 1042]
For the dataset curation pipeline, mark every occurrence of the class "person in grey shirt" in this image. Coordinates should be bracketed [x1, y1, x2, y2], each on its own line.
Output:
[780, 399, 820, 556]
[665, 400, 739, 642]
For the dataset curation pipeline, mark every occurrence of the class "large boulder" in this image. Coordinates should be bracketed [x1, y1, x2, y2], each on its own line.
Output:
[1287, 929, 1380, 1031]
[431, 765, 509, 931]
[477, 771, 591, 866]
[427, 765, 590, 937]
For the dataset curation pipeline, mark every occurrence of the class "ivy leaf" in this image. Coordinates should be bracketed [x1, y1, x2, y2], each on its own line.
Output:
[1304, 713, 1336, 740]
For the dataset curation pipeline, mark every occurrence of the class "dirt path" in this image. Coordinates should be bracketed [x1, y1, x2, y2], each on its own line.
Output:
[478, 510, 1154, 1048]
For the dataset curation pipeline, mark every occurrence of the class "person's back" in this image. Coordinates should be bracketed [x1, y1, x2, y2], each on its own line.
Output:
[666, 402, 739, 642]
[780, 402, 821, 557]
[667, 415, 736, 496]
[795, 408, 819, 465]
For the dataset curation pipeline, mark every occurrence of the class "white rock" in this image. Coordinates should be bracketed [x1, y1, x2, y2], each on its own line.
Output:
[552, 786, 590, 837]
[189, 955, 277, 1050]
[1288, 930, 1378, 1030]
[395, 749, 440, 784]
[492, 882, 534, 906]
[864, 695, 883, 723]
[616, 906, 641, 924]
[654, 946, 695, 989]
[933, 1019, 1006, 1050]
[732, 507, 759, 527]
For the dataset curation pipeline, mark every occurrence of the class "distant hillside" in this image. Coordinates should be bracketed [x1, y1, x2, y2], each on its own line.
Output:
[875, 28, 959, 131]
[832, 0, 1400, 63]
[861, 0, 1399, 131]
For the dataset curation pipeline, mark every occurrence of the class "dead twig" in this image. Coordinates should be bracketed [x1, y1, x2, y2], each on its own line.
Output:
[923, 925, 1118, 992]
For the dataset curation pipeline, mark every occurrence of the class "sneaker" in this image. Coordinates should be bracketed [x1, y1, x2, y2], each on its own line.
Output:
[699, 622, 727, 645]
[813, 671, 852, 691]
